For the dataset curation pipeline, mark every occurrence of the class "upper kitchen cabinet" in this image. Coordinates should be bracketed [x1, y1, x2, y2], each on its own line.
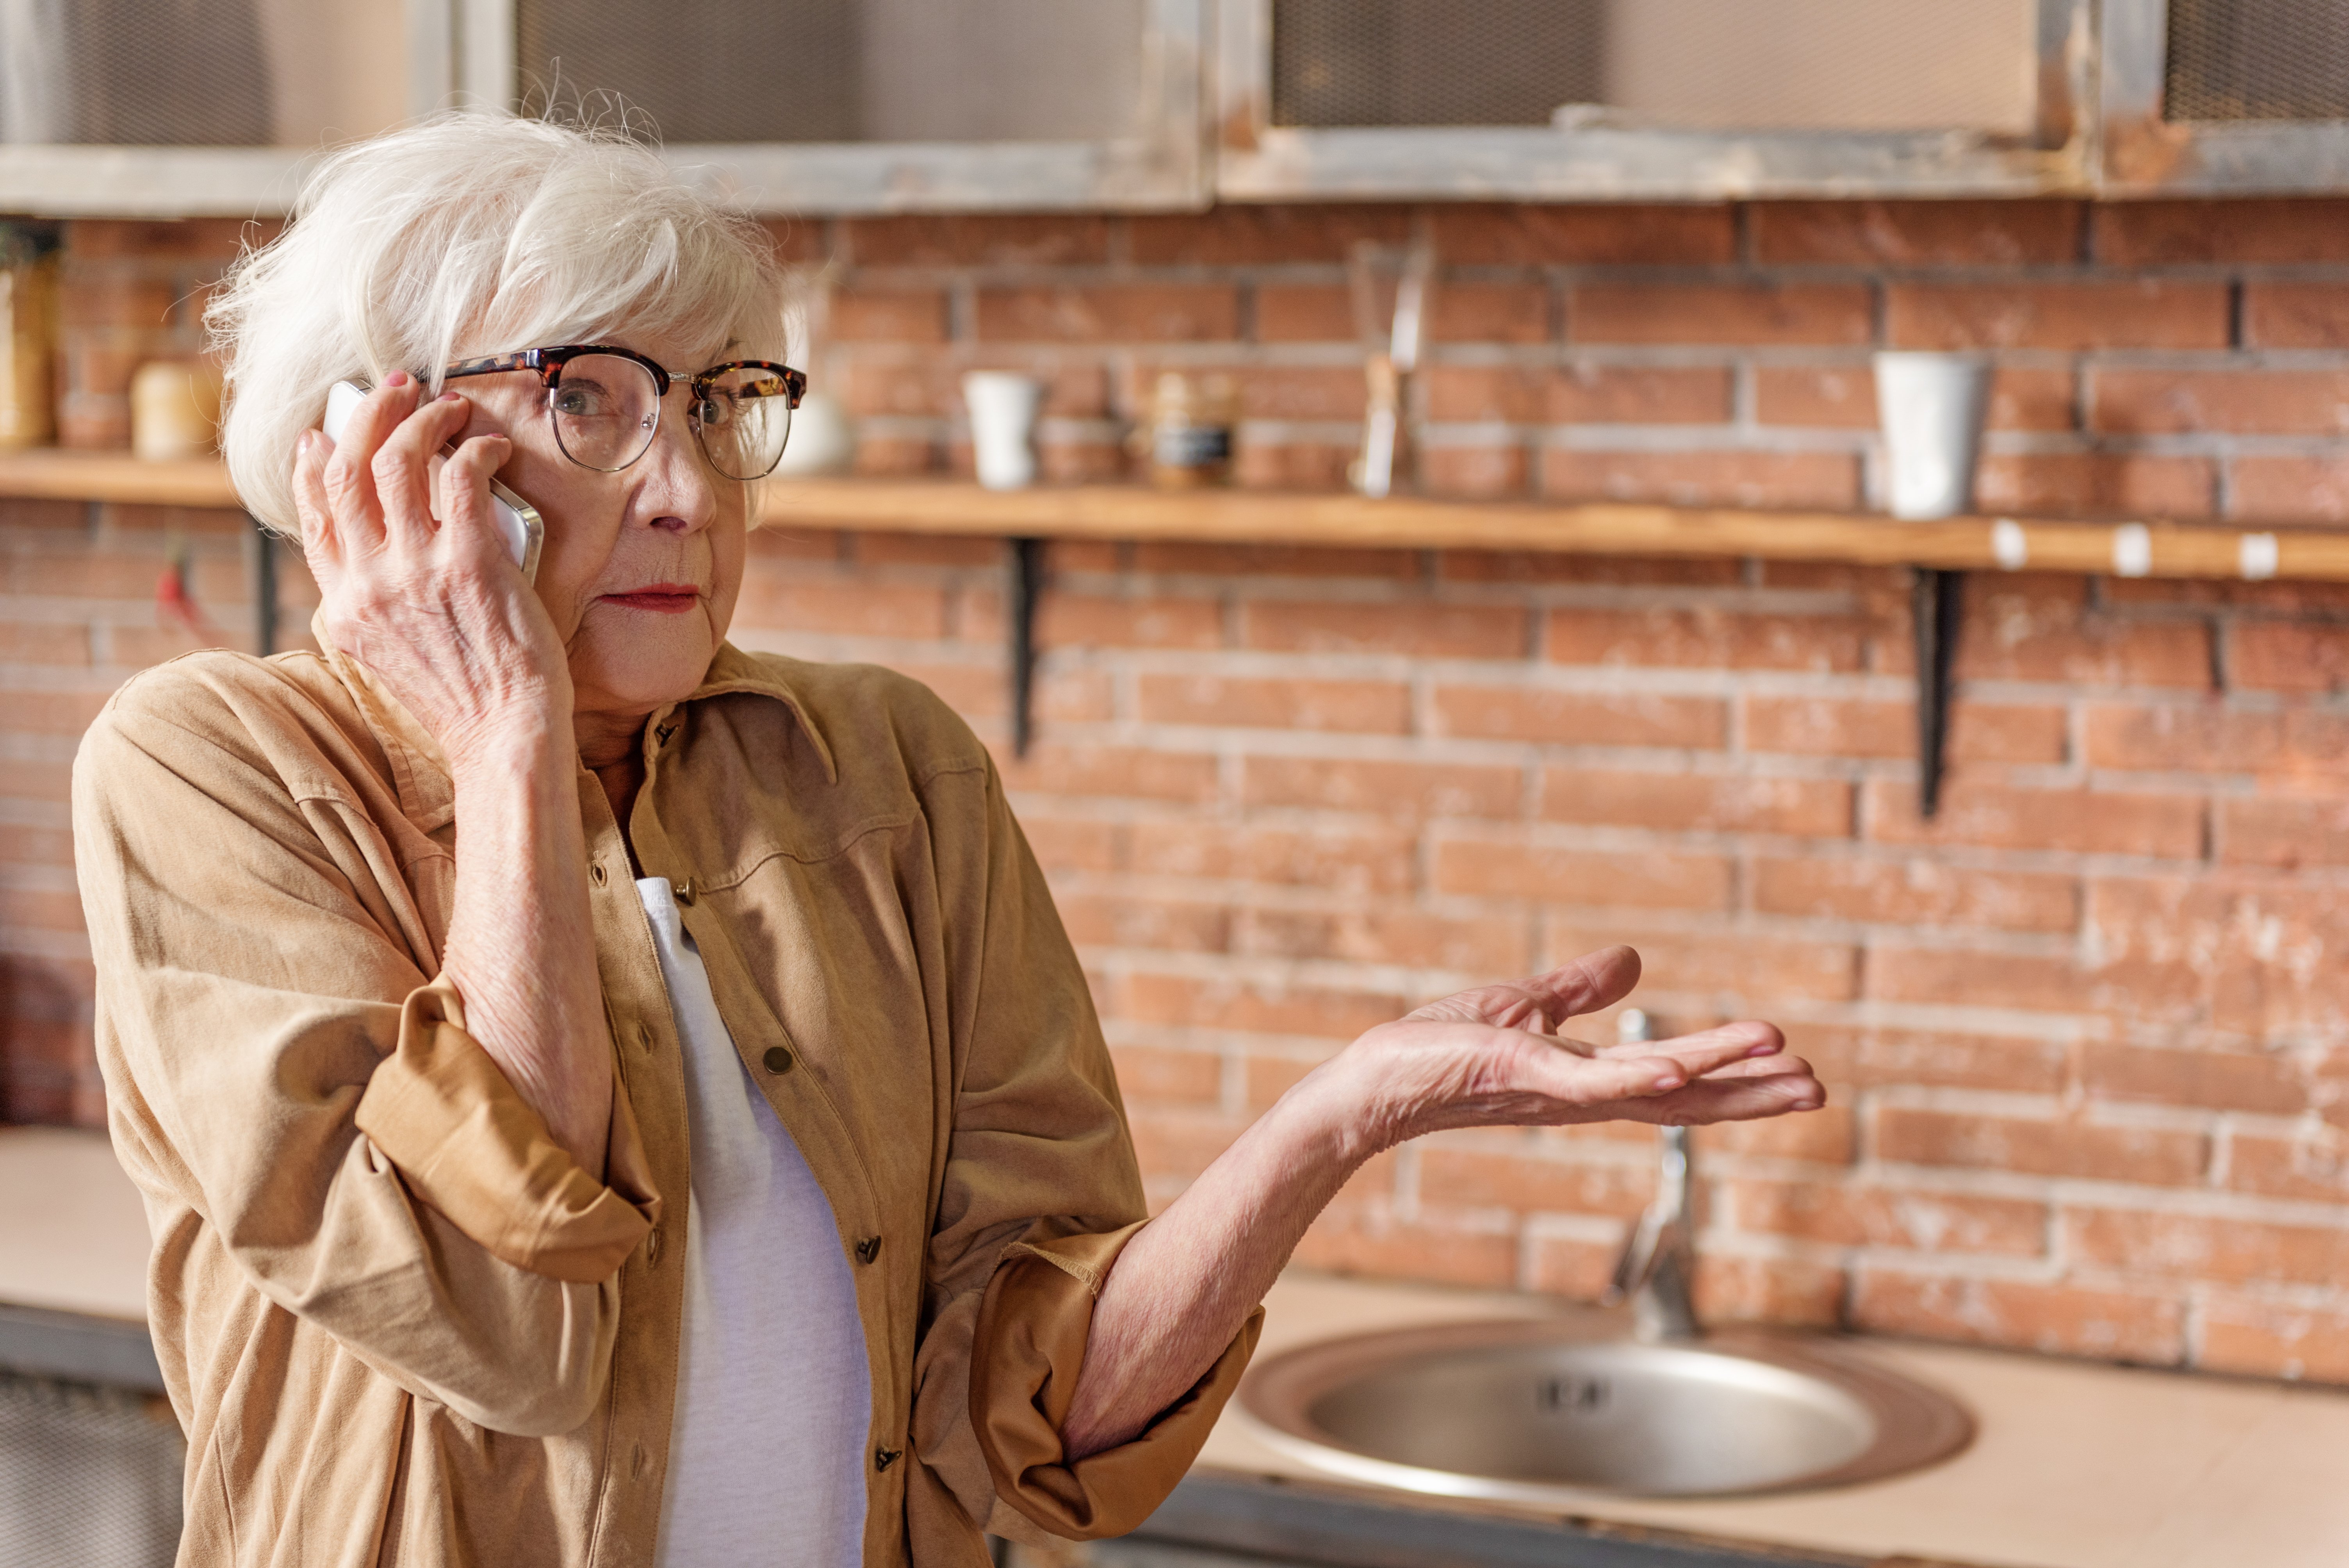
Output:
[1213, 0, 2095, 199]
[0, 0, 1211, 217]
[2099, 0, 2349, 192]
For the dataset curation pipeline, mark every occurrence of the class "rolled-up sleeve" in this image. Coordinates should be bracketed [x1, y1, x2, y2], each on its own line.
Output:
[73, 667, 657, 1436]
[908, 755, 1258, 1545]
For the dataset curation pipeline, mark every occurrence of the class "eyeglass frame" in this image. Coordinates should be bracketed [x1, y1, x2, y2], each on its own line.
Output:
[437, 344, 809, 479]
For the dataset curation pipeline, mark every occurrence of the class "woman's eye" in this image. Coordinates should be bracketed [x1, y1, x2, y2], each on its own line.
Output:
[552, 382, 612, 418]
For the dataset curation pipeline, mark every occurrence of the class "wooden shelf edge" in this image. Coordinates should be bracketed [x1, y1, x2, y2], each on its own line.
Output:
[7, 451, 2346, 584]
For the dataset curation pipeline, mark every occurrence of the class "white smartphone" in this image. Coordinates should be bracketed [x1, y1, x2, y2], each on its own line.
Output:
[323, 380, 544, 584]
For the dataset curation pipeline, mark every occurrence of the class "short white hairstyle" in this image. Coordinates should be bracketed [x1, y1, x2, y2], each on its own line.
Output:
[210, 114, 791, 536]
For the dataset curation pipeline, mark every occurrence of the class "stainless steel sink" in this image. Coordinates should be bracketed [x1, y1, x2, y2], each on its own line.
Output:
[1238, 1314, 1975, 1501]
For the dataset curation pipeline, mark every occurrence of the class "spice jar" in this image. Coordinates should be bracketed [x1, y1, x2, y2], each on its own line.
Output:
[1141, 372, 1237, 489]
[131, 359, 225, 461]
[0, 229, 56, 451]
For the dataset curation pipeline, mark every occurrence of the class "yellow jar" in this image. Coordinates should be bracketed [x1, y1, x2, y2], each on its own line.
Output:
[0, 242, 56, 451]
[131, 359, 225, 461]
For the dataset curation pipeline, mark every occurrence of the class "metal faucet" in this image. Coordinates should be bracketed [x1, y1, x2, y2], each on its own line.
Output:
[1603, 1010, 1702, 1341]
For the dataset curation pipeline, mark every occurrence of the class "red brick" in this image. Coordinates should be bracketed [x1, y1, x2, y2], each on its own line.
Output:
[1126, 821, 1419, 895]
[1956, 584, 2212, 686]
[64, 217, 253, 260]
[1540, 768, 1853, 837]
[1428, 281, 1552, 344]
[729, 578, 946, 639]
[1540, 927, 1861, 1004]
[1132, 542, 1418, 579]
[1868, 945, 2101, 1016]
[1109, 1045, 1224, 1105]
[1033, 593, 1222, 649]
[1419, 444, 1529, 499]
[1225, 365, 1368, 422]
[1418, 1146, 1654, 1218]
[2226, 1131, 2349, 1206]
[2093, 199, 2349, 265]
[1755, 364, 2075, 432]
[1886, 281, 2230, 351]
[1429, 204, 1737, 266]
[2081, 1042, 2308, 1115]
[975, 285, 1239, 343]
[1435, 685, 1727, 749]
[1526, 1229, 1626, 1299]
[844, 214, 1109, 267]
[1707, 1105, 1859, 1166]
[1056, 893, 1230, 954]
[2081, 704, 2287, 772]
[1294, 1204, 1519, 1290]
[2228, 455, 2349, 526]
[1692, 1255, 1846, 1329]
[2084, 876, 2349, 1036]
[1440, 552, 1744, 588]
[1744, 696, 2068, 764]
[1540, 449, 1863, 510]
[1423, 366, 1545, 424]
[1973, 453, 2216, 519]
[1433, 840, 1732, 909]
[1242, 1052, 1329, 1112]
[2094, 369, 2349, 438]
[1840, 1028, 2072, 1095]
[1242, 600, 1528, 660]
[1245, 757, 1522, 821]
[1852, 1272, 2183, 1363]
[2219, 797, 2349, 868]
[1548, 606, 1865, 673]
[1233, 907, 1531, 973]
[827, 286, 948, 343]
[1127, 1105, 1245, 1180]
[2069, 1208, 2349, 1290]
[1137, 674, 1411, 734]
[1752, 858, 2078, 932]
[1252, 284, 1358, 343]
[848, 435, 939, 476]
[1014, 813, 1119, 873]
[57, 275, 178, 330]
[1547, 365, 1733, 425]
[1115, 973, 1404, 1040]
[0, 624, 92, 666]
[3, 689, 114, 736]
[1128, 205, 1409, 265]
[995, 743, 1220, 804]
[1754, 200, 2084, 265]
[1725, 1178, 2047, 1257]
[2231, 620, 2349, 693]
[1569, 282, 1873, 346]
[1876, 1107, 2207, 1185]
[2244, 282, 2349, 349]
[2199, 1299, 2349, 1384]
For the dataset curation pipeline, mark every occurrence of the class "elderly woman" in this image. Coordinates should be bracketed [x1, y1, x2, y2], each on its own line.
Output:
[72, 118, 1822, 1568]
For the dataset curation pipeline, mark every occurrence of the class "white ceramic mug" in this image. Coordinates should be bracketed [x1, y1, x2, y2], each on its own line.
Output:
[962, 371, 1045, 490]
[1874, 352, 1992, 520]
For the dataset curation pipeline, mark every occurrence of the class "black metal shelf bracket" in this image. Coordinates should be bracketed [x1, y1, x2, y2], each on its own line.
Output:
[251, 515, 278, 657]
[1007, 536, 1046, 757]
[1913, 565, 1964, 819]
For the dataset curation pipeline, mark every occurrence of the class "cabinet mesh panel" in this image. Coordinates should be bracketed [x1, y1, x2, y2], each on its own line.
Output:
[0, 1374, 184, 1568]
[2166, 0, 2349, 122]
[516, 0, 1145, 144]
[0, 0, 271, 144]
[1269, 0, 2036, 135]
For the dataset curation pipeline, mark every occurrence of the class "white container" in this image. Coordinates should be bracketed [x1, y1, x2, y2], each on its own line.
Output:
[1874, 352, 1992, 520]
[962, 371, 1044, 490]
[768, 388, 857, 476]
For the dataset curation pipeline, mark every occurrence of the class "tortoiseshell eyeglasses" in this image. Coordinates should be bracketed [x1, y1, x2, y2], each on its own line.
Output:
[440, 344, 807, 481]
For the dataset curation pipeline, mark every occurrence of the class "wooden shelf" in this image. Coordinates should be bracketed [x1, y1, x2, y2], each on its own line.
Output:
[8, 448, 2347, 584]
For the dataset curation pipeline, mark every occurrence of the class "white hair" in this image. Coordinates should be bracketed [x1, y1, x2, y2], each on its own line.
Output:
[210, 114, 791, 536]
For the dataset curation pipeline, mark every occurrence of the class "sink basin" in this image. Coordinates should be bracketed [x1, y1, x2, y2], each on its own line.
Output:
[1237, 1316, 1973, 1501]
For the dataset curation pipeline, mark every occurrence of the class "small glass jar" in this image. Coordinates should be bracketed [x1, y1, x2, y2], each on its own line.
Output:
[0, 229, 57, 451]
[1141, 371, 1238, 489]
[130, 359, 225, 461]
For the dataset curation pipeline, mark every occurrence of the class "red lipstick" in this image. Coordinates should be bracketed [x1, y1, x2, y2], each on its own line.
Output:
[602, 583, 702, 614]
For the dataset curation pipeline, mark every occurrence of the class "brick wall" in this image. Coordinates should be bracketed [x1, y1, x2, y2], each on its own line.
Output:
[8, 201, 2349, 1383]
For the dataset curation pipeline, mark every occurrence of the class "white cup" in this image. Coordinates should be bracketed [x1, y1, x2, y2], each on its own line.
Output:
[1875, 352, 1993, 520]
[962, 372, 1045, 490]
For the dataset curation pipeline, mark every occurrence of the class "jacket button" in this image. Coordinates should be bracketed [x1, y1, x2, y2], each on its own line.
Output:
[589, 862, 608, 886]
[874, 1448, 900, 1472]
[762, 1046, 794, 1075]
[854, 1236, 882, 1265]
[673, 878, 696, 906]
[645, 1228, 664, 1264]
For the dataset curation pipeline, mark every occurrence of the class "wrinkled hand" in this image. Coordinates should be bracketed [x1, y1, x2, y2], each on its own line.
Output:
[1330, 945, 1822, 1151]
[291, 374, 565, 770]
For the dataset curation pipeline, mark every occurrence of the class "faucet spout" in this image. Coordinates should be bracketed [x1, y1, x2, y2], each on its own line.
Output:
[1601, 1010, 1701, 1341]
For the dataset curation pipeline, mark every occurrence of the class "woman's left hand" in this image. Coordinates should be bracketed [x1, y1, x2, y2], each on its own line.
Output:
[1317, 944, 1821, 1157]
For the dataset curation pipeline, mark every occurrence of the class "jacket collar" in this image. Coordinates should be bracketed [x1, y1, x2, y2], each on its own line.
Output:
[314, 616, 836, 837]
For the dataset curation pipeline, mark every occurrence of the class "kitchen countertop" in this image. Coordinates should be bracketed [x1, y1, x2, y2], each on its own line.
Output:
[7, 1125, 2349, 1567]
[1199, 1272, 2349, 1568]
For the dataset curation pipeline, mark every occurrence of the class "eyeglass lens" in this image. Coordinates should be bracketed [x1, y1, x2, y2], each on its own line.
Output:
[547, 354, 795, 480]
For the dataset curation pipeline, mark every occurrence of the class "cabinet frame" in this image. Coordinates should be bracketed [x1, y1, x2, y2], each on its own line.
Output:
[2097, 0, 2349, 194]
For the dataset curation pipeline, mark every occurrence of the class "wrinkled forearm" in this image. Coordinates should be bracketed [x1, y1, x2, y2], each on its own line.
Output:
[1059, 1063, 1375, 1458]
[436, 723, 614, 1179]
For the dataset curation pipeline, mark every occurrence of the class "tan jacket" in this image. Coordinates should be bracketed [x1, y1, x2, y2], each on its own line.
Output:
[71, 638, 1256, 1568]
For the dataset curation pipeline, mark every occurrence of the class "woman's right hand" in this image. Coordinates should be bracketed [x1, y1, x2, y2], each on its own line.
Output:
[290, 372, 566, 771]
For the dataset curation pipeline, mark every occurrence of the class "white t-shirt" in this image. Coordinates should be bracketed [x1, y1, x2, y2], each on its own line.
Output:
[637, 877, 870, 1568]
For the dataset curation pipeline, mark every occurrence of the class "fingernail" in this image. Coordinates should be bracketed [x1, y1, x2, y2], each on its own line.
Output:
[1788, 1098, 1822, 1112]
[384, 370, 410, 387]
[1746, 1041, 1782, 1057]
[439, 392, 462, 403]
